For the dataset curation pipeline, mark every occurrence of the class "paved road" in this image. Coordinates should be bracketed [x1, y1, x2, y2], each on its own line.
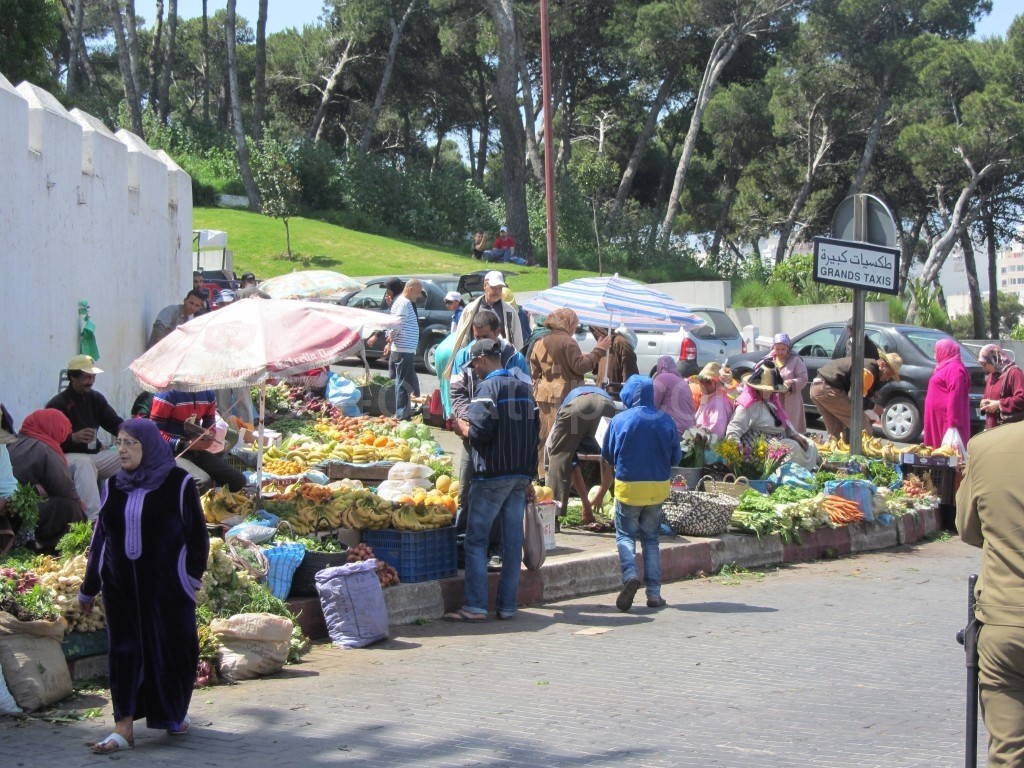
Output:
[2, 538, 987, 767]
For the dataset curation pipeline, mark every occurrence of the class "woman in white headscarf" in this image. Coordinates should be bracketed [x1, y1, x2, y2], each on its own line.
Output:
[755, 333, 808, 433]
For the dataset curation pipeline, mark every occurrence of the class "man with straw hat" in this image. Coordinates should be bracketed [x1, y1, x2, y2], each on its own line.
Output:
[809, 351, 903, 441]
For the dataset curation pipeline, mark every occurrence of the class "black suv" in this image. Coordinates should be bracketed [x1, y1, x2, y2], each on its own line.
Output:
[336, 272, 494, 374]
[725, 321, 986, 443]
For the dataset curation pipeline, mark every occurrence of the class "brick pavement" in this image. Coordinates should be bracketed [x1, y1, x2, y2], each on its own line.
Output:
[0, 537, 987, 767]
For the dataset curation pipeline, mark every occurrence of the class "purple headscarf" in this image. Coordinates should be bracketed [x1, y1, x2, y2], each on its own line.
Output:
[772, 333, 792, 348]
[114, 419, 177, 492]
[655, 355, 680, 378]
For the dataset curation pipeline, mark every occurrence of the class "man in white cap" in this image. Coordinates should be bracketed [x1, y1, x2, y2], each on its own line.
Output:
[45, 355, 124, 519]
[444, 290, 465, 333]
[447, 270, 526, 359]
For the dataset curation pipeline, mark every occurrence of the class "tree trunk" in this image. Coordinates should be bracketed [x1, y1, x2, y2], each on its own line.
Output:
[66, 0, 85, 97]
[660, 29, 745, 243]
[358, 0, 418, 155]
[202, 0, 210, 122]
[158, 0, 178, 123]
[309, 37, 355, 142]
[253, 0, 268, 142]
[148, 0, 164, 113]
[474, 59, 490, 184]
[483, 0, 532, 261]
[124, 0, 143, 107]
[847, 70, 892, 197]
[107, 0, 144, 136]
[225, 0, 261, 211]
[897, 211, 926, 296]
[517, 43, 543, 183]
[959, 230, 985, 338]
[710, 174, 739, 260]
[606, 69, 677, 232]
[985, 207, 999, 338]
[775, 105, 832, 265]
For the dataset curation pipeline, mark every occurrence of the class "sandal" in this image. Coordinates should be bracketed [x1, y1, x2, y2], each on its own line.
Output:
[167, 715, 191, 735]
[91, 733, 133, 754]
[443, 608, 487, 623]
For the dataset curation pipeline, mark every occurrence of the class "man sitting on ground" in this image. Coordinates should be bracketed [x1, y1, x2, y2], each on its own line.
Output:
[45, 355, 124, 520]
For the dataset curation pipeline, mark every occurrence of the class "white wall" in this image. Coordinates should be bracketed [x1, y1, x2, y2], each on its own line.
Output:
[729, 302, 892, 344]
[0, 72, 192, 429]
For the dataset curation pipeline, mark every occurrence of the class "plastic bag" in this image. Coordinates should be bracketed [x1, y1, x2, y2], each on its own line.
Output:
[376, 479, 431, 501]
[941, 427, 968, 462]
[769, 461, 815, 491]
[263, 542, 306, 599]
[316, 560, 389, 649]
[388, 462, 433, 482]
[523, 503, 547, 571]
[225, 521, 278, 544]
[326, 373, 361, 408]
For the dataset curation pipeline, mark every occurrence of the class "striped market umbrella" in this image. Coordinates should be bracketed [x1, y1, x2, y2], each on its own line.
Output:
[521, 274, 706, 332]
[258, 270, 364, 301]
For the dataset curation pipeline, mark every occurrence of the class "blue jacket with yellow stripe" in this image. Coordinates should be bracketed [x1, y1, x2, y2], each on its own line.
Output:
[602, 375, 682, 506]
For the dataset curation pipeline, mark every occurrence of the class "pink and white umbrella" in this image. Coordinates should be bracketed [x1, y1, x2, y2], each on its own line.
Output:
[130, 298, 400, 490]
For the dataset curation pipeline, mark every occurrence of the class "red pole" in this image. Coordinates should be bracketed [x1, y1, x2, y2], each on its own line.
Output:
[540, 0, 558, 287]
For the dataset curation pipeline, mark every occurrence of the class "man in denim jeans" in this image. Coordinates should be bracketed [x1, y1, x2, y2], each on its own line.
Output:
[602, 374, 682, 612]
[444, 339, 539, 622]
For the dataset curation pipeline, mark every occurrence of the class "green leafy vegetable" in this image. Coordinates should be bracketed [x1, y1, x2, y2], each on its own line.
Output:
[8, 483, 41, 531]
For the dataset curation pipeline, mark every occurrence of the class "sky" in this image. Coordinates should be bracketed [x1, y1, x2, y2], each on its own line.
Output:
[135, 0, 1020, 38]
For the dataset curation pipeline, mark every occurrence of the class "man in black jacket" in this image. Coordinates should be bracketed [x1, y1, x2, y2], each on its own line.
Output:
[444, 339, 539, 622]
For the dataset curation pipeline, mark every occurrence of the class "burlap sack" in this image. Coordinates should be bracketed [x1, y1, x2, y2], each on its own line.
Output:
[0, 612, 72, 711]
[211, 613, 292, 681]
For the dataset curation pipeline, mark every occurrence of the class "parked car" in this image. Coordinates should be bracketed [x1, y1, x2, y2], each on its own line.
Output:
[336, 273, 491, 374]
[576, 308, 745, 376]
[724, 321, 986, 443]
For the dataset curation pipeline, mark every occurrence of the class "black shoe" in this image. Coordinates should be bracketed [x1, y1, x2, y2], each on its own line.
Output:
[646, 596, 667, 608]
[616, 577, 643, 612]
[487, 555, 503, 572]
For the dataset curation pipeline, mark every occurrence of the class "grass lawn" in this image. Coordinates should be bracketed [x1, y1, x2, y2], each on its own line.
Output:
[193, 207, 596, 293]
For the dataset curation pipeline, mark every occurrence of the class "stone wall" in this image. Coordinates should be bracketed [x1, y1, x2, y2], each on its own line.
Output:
[0, 71, 192, 428]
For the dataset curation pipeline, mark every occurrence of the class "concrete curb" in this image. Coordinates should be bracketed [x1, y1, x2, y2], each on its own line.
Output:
[289, 504, 944, 639]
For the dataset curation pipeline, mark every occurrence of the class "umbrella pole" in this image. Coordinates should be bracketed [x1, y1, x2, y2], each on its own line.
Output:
[255, 383, 266, 505]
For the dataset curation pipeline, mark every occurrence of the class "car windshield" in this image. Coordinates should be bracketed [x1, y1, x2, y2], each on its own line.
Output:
[901, 328, 972, 363]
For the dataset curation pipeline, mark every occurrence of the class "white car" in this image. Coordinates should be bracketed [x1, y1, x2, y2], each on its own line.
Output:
[573, 307, 746, 376]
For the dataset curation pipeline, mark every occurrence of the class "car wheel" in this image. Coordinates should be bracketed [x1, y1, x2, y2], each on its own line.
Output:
[421, 337, 441, 375]
[881, 397, 921, 443]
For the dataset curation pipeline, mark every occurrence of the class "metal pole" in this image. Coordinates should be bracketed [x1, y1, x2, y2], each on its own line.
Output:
[849, 195, 866, 456]
[539, 0, 558, 287]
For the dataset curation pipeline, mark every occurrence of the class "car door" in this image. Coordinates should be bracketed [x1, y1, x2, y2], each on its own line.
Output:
[791, 325, 845, 410]
[344, 282, 390, 354]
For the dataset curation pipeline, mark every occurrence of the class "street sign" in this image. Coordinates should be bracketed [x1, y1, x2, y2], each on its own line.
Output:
[813, 236, 900, 296]
[831, 193, 897, 248]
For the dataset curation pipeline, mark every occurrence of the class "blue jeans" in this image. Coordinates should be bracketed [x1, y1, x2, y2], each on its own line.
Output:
[392, 351, 418, 419]
[462, 475, 529, 617]
[614, 500, 663, 599]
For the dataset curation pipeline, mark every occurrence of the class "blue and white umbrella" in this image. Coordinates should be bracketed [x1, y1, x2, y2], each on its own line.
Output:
[521, 274, 706, 332]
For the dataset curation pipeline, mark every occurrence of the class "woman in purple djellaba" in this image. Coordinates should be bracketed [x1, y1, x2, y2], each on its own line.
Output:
[79, 418, 209, 754]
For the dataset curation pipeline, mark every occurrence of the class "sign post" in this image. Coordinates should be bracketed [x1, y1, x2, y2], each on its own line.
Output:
[822, 195, 899, 457]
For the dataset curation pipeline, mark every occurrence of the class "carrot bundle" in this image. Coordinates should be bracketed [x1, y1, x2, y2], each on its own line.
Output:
[821, 495, 864, 525]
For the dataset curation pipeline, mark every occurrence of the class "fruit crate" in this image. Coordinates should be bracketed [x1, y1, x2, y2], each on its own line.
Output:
[362, 525, 457, 583]
[900, 463, 958, 506]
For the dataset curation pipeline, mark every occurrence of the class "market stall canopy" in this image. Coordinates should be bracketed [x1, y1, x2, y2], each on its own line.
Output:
[130, 298, 399, 392]
[521, 274, 706, 332]
[259, 270, 364, 301]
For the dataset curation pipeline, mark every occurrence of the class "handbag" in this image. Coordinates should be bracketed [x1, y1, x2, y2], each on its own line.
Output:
[522, 503, 547, 571]
[661, 488, 738, 537]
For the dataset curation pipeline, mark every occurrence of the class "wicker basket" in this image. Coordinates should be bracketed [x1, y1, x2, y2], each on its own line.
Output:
[662, 490, 739, 537]
[289, 549, 351, 597]
[698, 474, 751, 498]
[226, 536, 269, 580]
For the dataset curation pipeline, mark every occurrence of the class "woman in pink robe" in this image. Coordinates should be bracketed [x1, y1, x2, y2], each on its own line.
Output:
[922, 338, 971, 448]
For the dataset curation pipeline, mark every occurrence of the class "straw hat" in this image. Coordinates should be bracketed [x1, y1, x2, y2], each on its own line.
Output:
[698, 362, 723, 380]
[741, 363, 789, 394]
[878, 351, 902, 381]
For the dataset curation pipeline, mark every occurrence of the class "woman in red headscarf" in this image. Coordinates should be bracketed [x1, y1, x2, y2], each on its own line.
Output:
[7, 409, 87, 550]
[922, 338, 971, 447]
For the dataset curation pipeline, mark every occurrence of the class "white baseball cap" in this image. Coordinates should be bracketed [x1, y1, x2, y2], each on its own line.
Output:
[444, 291, 462, 303]
[484, 270, 506, 287]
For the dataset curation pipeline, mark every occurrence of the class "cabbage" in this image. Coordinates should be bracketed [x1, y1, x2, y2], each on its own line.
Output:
[415, 424, 433, 441]
[406, 437, 421, 448]
[396, 421, 417, 439]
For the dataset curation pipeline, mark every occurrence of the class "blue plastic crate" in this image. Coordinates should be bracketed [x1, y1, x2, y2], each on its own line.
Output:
[363, 526, 457, 583]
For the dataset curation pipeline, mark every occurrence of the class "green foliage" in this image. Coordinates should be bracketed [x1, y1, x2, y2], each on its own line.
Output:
[768, 254, 851, 304]
[0, 0, 60, 89]
[733, 279, 797, 307]
[252, 137, 303, 255]
[950, 292, 1024, 338]
[7, 483, 41, 532]
[56, 522, 93, 558]
[289, 139, 344, 211]
[905, 278, 952, 333]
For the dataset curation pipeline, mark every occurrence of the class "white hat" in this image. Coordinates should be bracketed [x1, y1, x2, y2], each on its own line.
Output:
[444, 290, 462, 303]
[484, 270, 506, 287]
[500, 225, 508, 232]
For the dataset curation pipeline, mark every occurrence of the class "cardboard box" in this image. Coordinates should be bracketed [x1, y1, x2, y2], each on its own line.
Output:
[900, 453, 956, 468]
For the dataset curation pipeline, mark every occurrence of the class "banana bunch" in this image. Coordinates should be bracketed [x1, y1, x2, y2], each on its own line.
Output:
[390, 505, 454, 531]
[341, 500, 393, 530]
[380, 443, 412, 463]
[901, 443, 955, 458]
[263, 458, 306, 475]
[202, 487, 253, 523]
[860, 434, 904, 463]
[345, 445, 379, 465]
[282, 504, 343, 536]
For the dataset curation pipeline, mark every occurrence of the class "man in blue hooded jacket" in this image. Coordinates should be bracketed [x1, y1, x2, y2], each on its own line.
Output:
[602, 374, 682, 612]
